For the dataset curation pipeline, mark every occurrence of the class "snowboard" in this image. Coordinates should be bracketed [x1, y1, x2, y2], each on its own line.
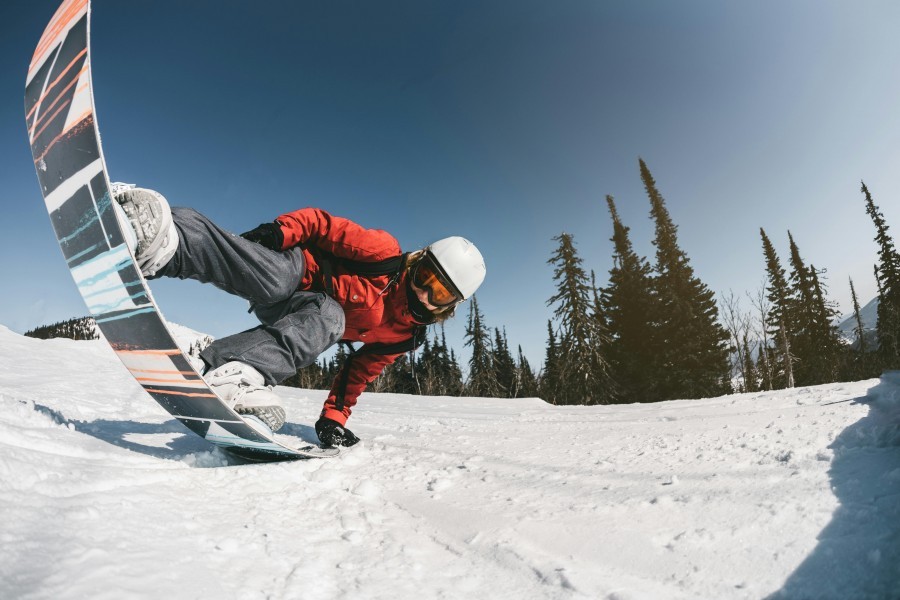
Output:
[24, 0, 337, 462]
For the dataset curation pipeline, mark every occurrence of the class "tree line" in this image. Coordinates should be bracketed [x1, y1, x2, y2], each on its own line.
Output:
[536, 163, 900, 404]
[431, 160, 900, 404]
[282, 302, 541, 399]
[24, 165, 900, 404]
[25, 317, 99, 341]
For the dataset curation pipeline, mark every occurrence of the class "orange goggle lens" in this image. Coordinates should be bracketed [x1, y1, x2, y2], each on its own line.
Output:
[413, 259, 460, 307]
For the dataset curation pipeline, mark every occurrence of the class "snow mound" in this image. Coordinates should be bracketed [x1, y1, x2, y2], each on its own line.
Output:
[1, 325, 899, 599]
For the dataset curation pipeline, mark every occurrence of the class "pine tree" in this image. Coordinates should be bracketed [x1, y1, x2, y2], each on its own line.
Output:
[848, 277, 878, 379]
[849, 277, 867, 354]
[438, 327, 465, 396]
[760, 228, 795, 388]
[785, 233, 842, 384]
[492, 328, 517, 398]
[515, 345, 540, 398]
[808, 263, 843, 381]
[740, 333, 758, 392]
[861, 182, 900, 369]
[547, 232, 612, 404]
[540, 320, 560, 402]
[465, 296, 499, 397]
[602, 195, 658, 403]
[370, 343, 419, 394]
[415, 336, 439, 395]
[411, 331, 464, 397]
[640, 159, 730, 399]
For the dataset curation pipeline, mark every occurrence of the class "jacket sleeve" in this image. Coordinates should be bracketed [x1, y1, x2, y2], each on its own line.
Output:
[277, 207, 401, 261]
[319, 351, 404, 426]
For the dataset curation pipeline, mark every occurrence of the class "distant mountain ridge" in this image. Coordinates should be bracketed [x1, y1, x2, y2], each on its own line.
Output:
[836, 296, 878, 347]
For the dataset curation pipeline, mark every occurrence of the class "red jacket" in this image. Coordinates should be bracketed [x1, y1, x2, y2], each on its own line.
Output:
[276, 207, 420, 425]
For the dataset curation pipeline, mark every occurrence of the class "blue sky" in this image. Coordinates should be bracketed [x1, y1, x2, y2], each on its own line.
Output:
[4, 0, 900, 369]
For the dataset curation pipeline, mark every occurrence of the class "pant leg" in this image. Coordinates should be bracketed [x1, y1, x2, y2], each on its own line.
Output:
[153, 206, 303, 306]
[201, 290, 346, 385]
[156, 207, 344, 384]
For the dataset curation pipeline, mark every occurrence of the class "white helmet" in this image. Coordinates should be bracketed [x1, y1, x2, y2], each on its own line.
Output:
[427, 236, 486, 300]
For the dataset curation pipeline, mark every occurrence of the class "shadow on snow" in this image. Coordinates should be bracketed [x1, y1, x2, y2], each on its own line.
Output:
[33, 402, 318, 466]
[768, 372, 900, 599]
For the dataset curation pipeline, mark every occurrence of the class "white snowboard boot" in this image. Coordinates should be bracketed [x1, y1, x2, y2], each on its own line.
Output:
[205, 361, 287, 432]
[114, 186, 178, 277]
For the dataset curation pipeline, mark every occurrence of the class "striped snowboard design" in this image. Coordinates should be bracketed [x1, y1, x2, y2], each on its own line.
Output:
[25, 0, 337, 461]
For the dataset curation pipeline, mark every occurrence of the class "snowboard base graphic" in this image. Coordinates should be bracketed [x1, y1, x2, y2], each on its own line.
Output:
[25, 0, 337, 462]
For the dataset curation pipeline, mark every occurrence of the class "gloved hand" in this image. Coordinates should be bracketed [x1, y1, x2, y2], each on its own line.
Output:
[240, 221, 284, 251]
[315, 417, 360, 448]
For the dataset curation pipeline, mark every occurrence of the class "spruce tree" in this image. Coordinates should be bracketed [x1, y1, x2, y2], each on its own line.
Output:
[785, 233, 842, 384]
[464, 296, 499, 397]
[541, 320, 560, 402]
[378, 354, 418, 394]
[849, 277, 867, 354]
[848, 277, 877, 378]
[492, 328, 517, 398]
[861, 182, 900, 369]
[415, 336, 439, 395]
[808, 263, 843, 381]
[515, 345, 540, 398]
[740, 334, 758, 392]
[602, 195, 658, 403]
[439, 327, 465, 396]
[760, 228, 795, 388]
[547, 232, 612, 404]
[640, 159, 730, 399]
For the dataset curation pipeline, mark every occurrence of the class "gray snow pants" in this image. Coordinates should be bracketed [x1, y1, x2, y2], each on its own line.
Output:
[151, 207, 346, 385]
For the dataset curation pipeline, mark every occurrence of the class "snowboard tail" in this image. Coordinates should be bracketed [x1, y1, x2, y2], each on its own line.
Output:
[25, 0, 336, 462]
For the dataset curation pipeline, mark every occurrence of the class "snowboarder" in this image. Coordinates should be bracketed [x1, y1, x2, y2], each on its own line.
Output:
[114, 187, 486, 448]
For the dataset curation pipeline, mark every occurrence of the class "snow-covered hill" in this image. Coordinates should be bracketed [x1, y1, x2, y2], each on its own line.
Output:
[1, 325, 899, 600]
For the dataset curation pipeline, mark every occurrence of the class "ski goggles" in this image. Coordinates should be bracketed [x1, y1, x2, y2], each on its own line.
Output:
[412, 253, 463, 307]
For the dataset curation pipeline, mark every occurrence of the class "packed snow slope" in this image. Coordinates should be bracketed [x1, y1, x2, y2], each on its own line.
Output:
[2, 325, 899, 600]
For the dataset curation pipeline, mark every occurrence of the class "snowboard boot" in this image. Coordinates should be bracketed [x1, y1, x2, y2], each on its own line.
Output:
[204, 361, 287, 432]
[114, 187, 178, 277]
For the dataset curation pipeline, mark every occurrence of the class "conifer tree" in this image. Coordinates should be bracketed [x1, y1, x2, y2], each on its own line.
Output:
[785, 233, 842, 384]
[849, 277, 867, 354]
[541, 320, 560, 402]
[412, 331, 464, 396]
[848, 277, 877, 378]
[492, 328, 517, 398]
[547, 232, 612, 404]
[760, 228, 795, 388]
[515, 345, 540, 398]
[415, 336, 439, 395]
[601, 195, 658, 402]
[740, 334, 758, 392]
[438, 327, 465, 396]
[465, 296, 499, 397]
[808, 263, 843, 380]
[748, 285, 775, 391]
[861, 182, 900, 369]
[640, 159, 730, 399]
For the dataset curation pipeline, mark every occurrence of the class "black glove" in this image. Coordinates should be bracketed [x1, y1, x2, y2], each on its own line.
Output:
[315, 417, 360, 448]
[240, 222, 284, 251]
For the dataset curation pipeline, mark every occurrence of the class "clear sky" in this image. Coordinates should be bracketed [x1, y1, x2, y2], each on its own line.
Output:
[4, 0, 900, 369]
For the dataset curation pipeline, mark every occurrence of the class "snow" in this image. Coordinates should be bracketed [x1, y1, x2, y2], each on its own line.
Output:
[1, 324, 899, 599]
